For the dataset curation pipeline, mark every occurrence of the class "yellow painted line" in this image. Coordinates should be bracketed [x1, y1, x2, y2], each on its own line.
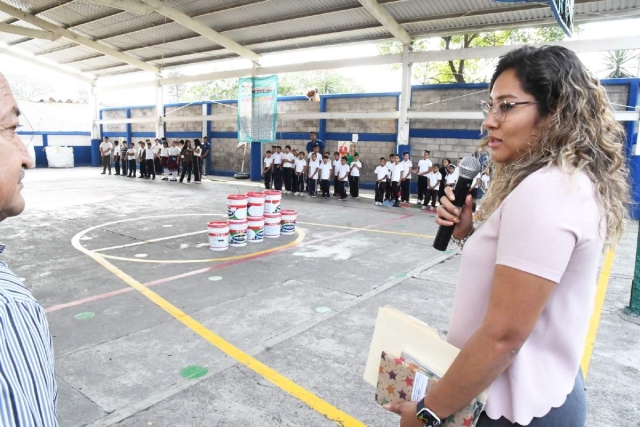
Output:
[580, 248, 615, 378]
[297, 221, 435, 239]
[71, 230, 365, 427]
[98, 229, 305, 264]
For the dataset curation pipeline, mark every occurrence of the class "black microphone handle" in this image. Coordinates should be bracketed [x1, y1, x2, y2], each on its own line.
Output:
[433, 176, 475, 251]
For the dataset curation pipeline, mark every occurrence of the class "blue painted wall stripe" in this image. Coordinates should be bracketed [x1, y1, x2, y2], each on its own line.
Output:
[409, 129, 483, 140]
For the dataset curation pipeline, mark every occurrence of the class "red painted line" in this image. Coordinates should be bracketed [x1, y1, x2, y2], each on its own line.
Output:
[46, 214, 412, 314]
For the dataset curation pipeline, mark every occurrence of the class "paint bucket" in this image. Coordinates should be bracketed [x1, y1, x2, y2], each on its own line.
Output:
[264, 213, 281, 238]
[229, 219, 248, 247]
[227, 194, 248, 220]
[246, 192, 265, 218]
[264, 190, 282, 214]
[247, 216, 265, 243]
[207, 221, 229, 251]
[280, 210, 297, 235]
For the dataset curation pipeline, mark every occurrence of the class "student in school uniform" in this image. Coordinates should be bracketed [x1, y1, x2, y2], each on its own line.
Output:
[416, 150, 432, 203]
[193, 139, 202, 184]
[160, 140, 170, 180]
[308, 152, 320, 197]
[319, 154, 333, 199]
[126, 142, 137, 178]
[282, 145, 295, 194]
[349, 153, 362, 199]
[479, 167, 490, 199]
[438, 158, 451, 201]
[385, 153, 395, 201]
[374, 157, 388, 206]
[120, 139, 128, 177]
[137, 141, 146, 178]
[400, 151, 413, 203]
[332, 151, 341, 197]
[179, 140, 194, 184]
[391, 154, 402, 207]
[100, 137, 112, 175]
[200, 136, 210, 177]
[272, 145, 283, 191]
[445, 164, 457, 188]
[113, 140, 121, 175]
[337, 156, 350, 201]
[293, 151, 306, 196]
[422, 164, 442, 211]
[153, 139, 163, 176]
[168, 140, 180, 182]
[263, 150, 274, 190]
[145, 141, 156, 179]
[178, 140, 185, 175]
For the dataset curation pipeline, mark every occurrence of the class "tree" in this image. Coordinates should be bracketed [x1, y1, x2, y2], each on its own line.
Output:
[602, 50, 638, 78]
[378, 26, 569, 84]
[5, 74, 54, 101]
[165, 70, 188, 102]
[184, 78, 238, 101]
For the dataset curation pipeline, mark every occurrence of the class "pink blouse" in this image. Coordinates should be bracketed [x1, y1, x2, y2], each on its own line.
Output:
[447, 167, 604, 425]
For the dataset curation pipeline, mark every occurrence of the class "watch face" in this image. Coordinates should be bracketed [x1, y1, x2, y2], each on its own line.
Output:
[417, 408, 441, 427]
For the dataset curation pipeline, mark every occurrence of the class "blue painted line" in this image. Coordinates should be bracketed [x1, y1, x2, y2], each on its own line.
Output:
[18, 131, 91, 136]
[409, 129, 483, 140]
[325, 132, 397, 142]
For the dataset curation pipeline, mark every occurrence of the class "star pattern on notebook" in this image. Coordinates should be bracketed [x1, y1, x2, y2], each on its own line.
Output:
[462, 416, 473, 427]
[404, 377, 413, 387]
[389, 371, 397, 380]
[398, 390, 407, 400]
[393, 357, 405, 366]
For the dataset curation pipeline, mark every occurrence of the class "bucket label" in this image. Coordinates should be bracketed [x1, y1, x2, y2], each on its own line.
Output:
[228, 206, 247, 220]
[247, 205, 264, 217]
[281, 221, 296, 234]
[229, 230, 247, 245]
[248, 226, 264, 241]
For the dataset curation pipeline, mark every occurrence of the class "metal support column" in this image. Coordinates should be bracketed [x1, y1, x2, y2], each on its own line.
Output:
[155, 81, 165, 139]
[89, 84, 101, 167]
[397, 43, 412, 154]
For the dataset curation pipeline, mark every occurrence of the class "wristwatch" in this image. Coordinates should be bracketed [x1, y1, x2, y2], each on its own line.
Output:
[416, 399, 442, 427]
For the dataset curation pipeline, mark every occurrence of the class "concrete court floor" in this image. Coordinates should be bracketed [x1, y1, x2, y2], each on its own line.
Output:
[0, 167, 637, 427]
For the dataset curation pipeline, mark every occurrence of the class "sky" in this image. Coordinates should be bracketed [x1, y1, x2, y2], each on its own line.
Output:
[1, 17, 639, 107]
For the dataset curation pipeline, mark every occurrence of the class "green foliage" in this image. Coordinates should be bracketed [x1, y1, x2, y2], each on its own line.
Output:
[603, 50, 638, 79]
[377, 27, 570, 84]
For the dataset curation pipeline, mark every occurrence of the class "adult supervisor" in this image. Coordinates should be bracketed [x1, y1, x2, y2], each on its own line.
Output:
[305, 131, 324, 156]
[0, 72, 58, 426]
[388, 45, 629, 426]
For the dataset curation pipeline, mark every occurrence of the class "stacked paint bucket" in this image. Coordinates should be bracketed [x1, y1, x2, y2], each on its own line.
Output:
[263, 190, 281, 238]
[246, 192, 265, 243]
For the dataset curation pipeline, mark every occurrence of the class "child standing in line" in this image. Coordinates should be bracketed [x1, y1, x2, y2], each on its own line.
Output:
[127, 142, 136, 178]
[272, 145, 283, 191]
[374, 157, 387, 206]
[337, 156, 349, 201]
[193, 139, 202, 184]
[294, 151, 306, 196]
[263, 150, 274, 189]
[137, 141, 146, 178]
[145, 141, 156, 180]
[391, 154, 402, 207]
[120, 139, 128, 177]
[168, 141, 180, 181]
[479, 167, 490, 199]
[308, 152, 320, 197]
[179, 140, 194, 184]
[445, 164, 457, 188]
[349, 153, 362, 199]
[178, 140, 185, 175]
[385, 153, 395, 201]
[319, 155, 332, 199]
[160, 141, 169, 180]
[400, 151, 413, 203]
[416, 150, 432, 203]
[282, 145, 295, 194]
[422, 164, 442, 211]
[332, 151, 341, 197]
[113, 140, 121, 175]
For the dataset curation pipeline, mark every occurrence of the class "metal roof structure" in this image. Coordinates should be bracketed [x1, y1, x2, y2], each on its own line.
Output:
[1, 0, 640, 82]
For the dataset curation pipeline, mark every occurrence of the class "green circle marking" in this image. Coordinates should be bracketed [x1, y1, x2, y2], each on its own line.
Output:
[315, 306, 332, 314]
[74, 312, 95, 320]
[208, 276, 223, 281]
[180, 365, 208, 379]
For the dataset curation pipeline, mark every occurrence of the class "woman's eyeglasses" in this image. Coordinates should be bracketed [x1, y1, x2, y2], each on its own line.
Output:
[480, 100, 537, 122]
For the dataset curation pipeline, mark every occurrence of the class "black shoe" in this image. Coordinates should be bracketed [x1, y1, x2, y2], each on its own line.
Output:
[109, 172, 112, 175]
[101, 172, 106, 175]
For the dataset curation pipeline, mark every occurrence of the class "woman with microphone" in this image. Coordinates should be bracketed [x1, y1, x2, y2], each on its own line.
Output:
[387, 45, 629, 426]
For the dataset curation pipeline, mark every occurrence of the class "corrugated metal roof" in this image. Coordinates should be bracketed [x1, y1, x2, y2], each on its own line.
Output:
[0, 0, 638, 79]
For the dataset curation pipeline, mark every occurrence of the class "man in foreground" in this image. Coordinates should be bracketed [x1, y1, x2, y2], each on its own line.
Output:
[0, 72, 58, 426]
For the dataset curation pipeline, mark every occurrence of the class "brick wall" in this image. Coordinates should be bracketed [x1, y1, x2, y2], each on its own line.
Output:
[211, 138, 248, 173]
[103, 109, 126, 133]
[326, 96, 397, 134]
[166, 105, 203, 133]
[131, 107, 156, 133]
[278, 99, 319, 133]
[211, 102, 237, 133]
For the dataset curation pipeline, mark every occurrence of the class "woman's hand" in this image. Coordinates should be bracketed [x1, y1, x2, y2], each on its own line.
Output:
[435, 186, 473, 240]
[385, 401, 424, 427]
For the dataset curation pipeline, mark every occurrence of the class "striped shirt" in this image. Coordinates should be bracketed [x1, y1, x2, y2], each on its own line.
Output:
[0, 245, 58, 426]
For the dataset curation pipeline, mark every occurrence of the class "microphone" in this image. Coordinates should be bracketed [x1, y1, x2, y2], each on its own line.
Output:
[433, 156, 482, 251]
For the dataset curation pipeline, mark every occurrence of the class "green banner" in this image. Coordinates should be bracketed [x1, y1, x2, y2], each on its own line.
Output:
[237, 75, 278, 144]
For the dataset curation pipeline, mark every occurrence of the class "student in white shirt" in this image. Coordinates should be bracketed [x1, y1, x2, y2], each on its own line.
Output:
[145, 141, 156, 180]
[400, 151, 413, 203]
[319, 155, 333, 198]
[112, 140, 121, 176]
[337, 156, 350, 201]
[385, 153, 395, 201]
[272, 146, 283, 191]
[192, 139, 202, 184]
[422, 164, 442, 211]
[332, 151, 341, 197]
[294, 151, 307, 196]
[374, 157, 388, 206]
[126, 142, 137, 178]
[445, 164, 457, 187]
[391, 154, 403, 207]
[160, 141, 170, 181]
[282, 145, 295, 194]
[307, 144, 321, 192]
[100, 137, 113, 175]
[349, 154, 362, 199]
[416, 150, 433, 203]
[263, 150, 274, 190]
[137, 141, 147, 178]
[153, 138, 163, 176]
[480, 167, 491, 198]
[308, 152, 320, 197]
[167, 141, 181, 181]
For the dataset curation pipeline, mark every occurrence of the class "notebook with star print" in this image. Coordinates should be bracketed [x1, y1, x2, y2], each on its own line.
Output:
[375, 350, 486, 427]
